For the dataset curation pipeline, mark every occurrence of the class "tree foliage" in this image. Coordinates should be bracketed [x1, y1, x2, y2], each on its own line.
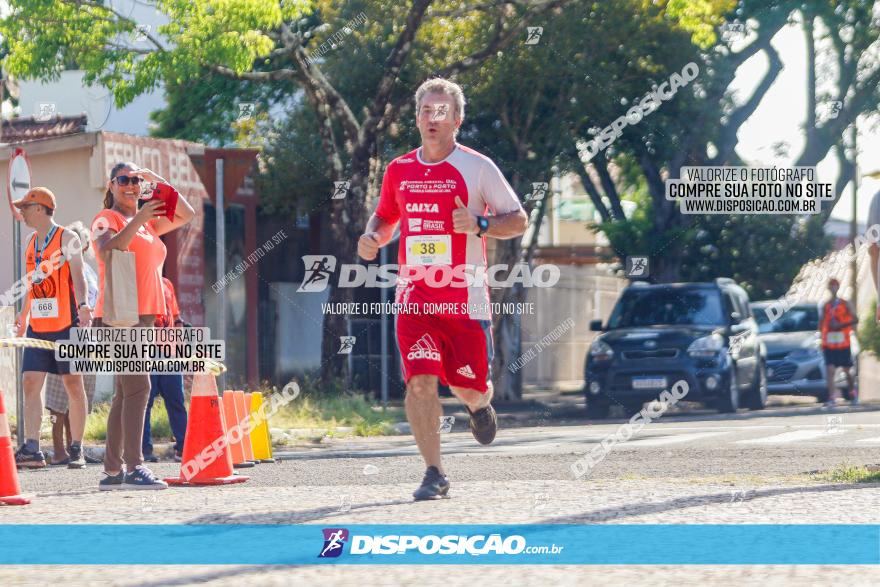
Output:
[3, 0, 867, 391]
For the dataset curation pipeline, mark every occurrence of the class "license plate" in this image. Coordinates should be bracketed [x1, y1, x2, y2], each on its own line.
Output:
[632, 376, 667, 389]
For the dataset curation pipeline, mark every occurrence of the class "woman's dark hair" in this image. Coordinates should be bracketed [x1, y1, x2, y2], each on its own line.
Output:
[104, 162, 135, 209]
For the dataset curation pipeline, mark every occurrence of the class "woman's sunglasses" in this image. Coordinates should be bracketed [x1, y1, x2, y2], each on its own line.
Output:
[113, 175, 143, 186]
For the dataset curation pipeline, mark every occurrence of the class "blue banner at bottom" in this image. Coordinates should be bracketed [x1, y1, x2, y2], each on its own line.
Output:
[0, 525, 877, 565]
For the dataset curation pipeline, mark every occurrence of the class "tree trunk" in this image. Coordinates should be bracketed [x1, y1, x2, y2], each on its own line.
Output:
[319, 288, 352, 384]
[491, 239, 525, 401]
[319, 150, 371, 384]
[651, 254, 682, 283]
[491, 188, 549, 400]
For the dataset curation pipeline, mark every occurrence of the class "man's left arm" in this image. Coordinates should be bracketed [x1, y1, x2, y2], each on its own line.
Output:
[62, 231, 91, 326]
[468, 159, 529, 239]
[482, 209, 529, 239]
[847, 301, 859, 327]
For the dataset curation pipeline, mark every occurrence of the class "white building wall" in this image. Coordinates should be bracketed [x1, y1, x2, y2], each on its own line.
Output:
[13, 0, 167, 136]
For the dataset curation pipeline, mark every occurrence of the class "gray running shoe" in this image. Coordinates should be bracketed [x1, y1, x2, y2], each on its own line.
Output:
[413, 466, 450, 501]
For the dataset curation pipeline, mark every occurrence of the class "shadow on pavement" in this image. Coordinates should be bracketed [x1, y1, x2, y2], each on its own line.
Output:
[546, 482, 880, 524]
[129, 566, 286, 587]
[276, 429, 602, 460]
[184, 497, 413, 525]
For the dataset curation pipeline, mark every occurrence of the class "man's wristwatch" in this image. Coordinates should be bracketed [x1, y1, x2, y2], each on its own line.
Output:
[78, 303, 91, 310]
[475, 215, 489, 237]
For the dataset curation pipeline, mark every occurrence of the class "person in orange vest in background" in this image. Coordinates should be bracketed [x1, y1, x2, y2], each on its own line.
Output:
[12, 187, 92, 469]
[820, 278, 858, 407]
[142, 277, 189, 462]
[43, 221, 101, 466]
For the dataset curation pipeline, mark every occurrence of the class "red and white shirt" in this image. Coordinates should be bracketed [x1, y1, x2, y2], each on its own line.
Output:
[375, 143, 523, 320]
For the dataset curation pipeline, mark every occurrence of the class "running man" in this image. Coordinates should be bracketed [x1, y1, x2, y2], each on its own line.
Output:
[12, 187, 92, 469]
[358, 78, 528, 500]
[820, 278, 858, 407]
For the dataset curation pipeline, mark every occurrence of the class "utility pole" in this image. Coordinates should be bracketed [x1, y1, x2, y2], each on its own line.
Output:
[850, 123, 858, 308]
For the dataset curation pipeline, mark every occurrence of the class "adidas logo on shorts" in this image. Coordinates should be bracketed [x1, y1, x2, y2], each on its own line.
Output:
[456, 364, 476, 379]
[408, 334, 441, 362]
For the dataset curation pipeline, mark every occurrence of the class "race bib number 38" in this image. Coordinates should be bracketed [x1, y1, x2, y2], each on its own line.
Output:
[31, 298, 59, 319]
[406, 235, 452, 265]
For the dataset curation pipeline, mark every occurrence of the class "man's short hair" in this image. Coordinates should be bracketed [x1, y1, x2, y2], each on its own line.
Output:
[829, 278, 840, 287]
[42, 204, 54, 217]
[415, 77, 466, 121]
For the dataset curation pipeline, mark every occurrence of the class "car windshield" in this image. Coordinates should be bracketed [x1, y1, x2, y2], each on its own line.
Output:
[752, 305, 819, 333]
[607, 288, 725, 328]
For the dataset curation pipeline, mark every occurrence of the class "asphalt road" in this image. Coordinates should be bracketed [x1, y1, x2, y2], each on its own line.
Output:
[5, 402, 880, 587]
[16, 402, 880, 495]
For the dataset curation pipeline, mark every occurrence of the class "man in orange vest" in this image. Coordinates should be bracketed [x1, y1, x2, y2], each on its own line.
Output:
[820, 278, 858, 407]
[12, 187, 92, 469]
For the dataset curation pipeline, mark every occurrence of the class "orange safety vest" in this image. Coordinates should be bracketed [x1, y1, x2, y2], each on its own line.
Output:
[820, 299, 852, 350]
[25, 226, 77, 333]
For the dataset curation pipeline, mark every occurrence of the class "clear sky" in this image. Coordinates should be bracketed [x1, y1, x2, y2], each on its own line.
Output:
[731, 15, 880, 223]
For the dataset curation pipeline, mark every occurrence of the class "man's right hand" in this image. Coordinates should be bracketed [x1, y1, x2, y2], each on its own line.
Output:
[358, 232, 381, 261]
[14, 313, 27, 337]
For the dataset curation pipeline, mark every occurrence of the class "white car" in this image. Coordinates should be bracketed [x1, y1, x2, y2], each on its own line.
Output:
[750, 301, 858, 402]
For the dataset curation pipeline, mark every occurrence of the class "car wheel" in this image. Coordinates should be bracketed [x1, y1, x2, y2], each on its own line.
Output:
[744, 361, 768, 410]
[716, 368, 739, 413]
[585, 396, 610, 419]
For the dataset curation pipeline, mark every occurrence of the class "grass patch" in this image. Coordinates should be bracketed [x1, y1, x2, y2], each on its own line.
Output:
[816, 464, 880, 484]
[270, 394, 402, 437]
[79, 376, 404, 445]
[265, 378, 403, 439]
[83, 403, 111, 441]
[84, 399, 173, 442]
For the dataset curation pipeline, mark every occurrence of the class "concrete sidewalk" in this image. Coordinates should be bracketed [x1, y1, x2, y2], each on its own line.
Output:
[2, 477, 879, 585]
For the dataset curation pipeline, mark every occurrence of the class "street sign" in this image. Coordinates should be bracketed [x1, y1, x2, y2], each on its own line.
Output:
[7, 147, 29, 442]
[7, 148, 31, 221]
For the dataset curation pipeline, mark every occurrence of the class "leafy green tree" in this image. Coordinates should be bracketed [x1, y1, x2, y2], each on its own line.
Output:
[567, 0, 880, 281]
[142, 0, 729, 398]
[680, 215, 832, 300]
[457, 0, 725, 396]
[596, 179, 833, 300]
[1, 0, 568, 382]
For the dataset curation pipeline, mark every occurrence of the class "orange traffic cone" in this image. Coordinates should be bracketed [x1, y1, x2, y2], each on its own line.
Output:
[221, 391, 254, 468]
[233, 391, 257, 465]
[165, 374, 248, 486]
[0, 393, 31, 505]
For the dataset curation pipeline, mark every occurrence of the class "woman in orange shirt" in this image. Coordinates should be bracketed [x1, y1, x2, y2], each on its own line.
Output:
[91, 161, 195, 490]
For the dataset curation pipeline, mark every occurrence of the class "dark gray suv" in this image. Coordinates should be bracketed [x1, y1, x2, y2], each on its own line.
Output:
[584, 278, 767, 418]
